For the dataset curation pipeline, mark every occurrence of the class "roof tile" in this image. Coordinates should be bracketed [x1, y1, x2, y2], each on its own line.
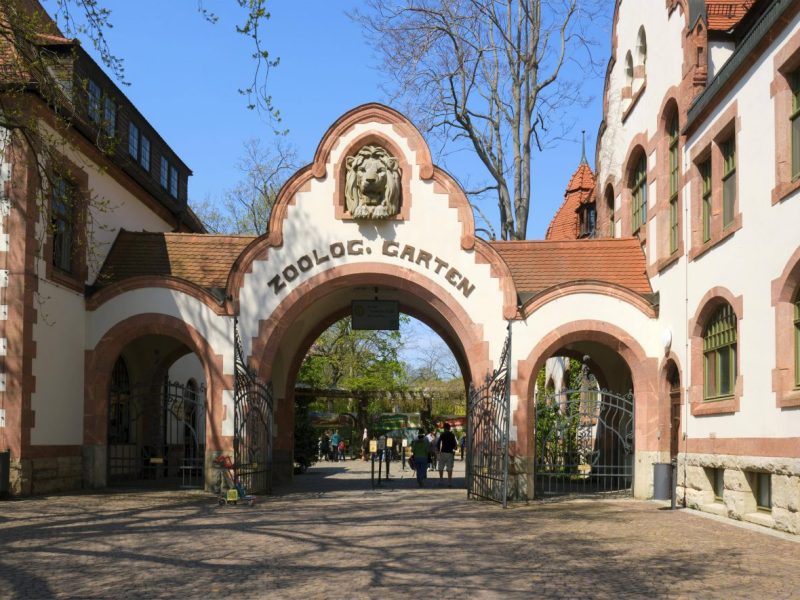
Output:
[489, 238, 652, 297]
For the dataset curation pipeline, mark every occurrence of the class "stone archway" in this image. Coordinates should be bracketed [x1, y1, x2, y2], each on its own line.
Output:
[83, 313, 230, 489]
[515, 320, 659, 499]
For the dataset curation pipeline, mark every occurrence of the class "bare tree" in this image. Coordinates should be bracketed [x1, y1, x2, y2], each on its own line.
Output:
[192, 138, 297, 235]
[354, 0, 603, 240]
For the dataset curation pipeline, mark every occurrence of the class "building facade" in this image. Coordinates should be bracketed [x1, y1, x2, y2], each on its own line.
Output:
[0, 0, 798, 535]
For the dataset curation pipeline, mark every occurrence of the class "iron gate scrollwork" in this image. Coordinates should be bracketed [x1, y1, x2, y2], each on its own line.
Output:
[466, 323, 511, 507]
[233, 320, 274, 494]
[534, 362, 634, 497]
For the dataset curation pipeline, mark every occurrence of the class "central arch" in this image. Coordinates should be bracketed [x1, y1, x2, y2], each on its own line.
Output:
[246, 263, 494, 483]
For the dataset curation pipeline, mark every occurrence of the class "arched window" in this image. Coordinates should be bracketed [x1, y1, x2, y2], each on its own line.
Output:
[604, 185, 615, 237]
[630, 151, 647, 234]
[625, 51, 634, 89]
[668, 111, 680, 254]
[636, 27, 647, 68]
[704, 303, 737, 400]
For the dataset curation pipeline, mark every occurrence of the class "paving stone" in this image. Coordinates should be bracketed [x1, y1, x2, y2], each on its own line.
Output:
[0, 458, 798, 599]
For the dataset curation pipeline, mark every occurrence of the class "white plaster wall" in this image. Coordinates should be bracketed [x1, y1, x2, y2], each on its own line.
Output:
[30, 281, 85, 445]
[86, 289, 234, 375]
[238, 122, 510, 369]
[709, 41, 735, 80]
[599, 3, 684, 188]
[169, 353, 205, 387]
[656, 12, 800, 440]
[38, 122, 174, 283]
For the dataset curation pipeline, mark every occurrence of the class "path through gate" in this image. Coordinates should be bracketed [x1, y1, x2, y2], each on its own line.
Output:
[466, 324, 511, 507]
[534, 371, 634, 497]
[233, 321, 274, 494]
[108, 378, 206, 486]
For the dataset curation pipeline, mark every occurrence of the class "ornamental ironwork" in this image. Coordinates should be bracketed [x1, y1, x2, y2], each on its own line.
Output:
[233, 319, 274, 494]
[466, 323, 511, 507]
[534, 360, 634, 497]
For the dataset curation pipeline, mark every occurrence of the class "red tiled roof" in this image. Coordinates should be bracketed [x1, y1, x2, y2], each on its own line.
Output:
[96, 231, 255, 290]
[489, 238, 652, 297]
[706, 0, 755, 31]
[545, 162, 596, 241]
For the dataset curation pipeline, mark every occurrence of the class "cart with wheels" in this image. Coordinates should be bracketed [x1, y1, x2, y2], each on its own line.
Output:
[213, 455, 257, 507]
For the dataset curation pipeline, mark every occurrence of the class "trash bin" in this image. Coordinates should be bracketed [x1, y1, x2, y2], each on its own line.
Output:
[0, 450, 10, 499]
[653, 462, 672, 500]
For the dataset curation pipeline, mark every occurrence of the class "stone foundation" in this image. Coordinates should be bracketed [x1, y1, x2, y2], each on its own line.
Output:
[10, 455, 83, 496]
[676, 453, 800, 535]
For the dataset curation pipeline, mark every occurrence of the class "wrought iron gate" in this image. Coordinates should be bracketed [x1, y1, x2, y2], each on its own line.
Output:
[466, 324, 511, 507]
[108, 377, 206, 486]
[534, 371, 634, 497]
[233, 320, 274, 494]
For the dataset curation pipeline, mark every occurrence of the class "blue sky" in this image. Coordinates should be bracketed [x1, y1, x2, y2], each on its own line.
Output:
[57, 0, 612, 373]
[60, 0, 611, 240]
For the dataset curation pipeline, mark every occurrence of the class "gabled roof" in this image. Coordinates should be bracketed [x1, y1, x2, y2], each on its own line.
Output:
[544, 161, 596, 241]
[95, 230, 255, 292]
[489, 238, 652, 300]
[706, 0, 755, 32]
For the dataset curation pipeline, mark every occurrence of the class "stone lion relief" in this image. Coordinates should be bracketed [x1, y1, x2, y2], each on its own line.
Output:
[344, 145, 401, 219]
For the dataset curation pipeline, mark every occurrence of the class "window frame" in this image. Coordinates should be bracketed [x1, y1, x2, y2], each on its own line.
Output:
[669, 112, 680, 254]
[103, 95, 116, 138]
[631, 153, 647, 234]
[128, 121, 139, 161]
[160, 156, 169, 189]
[140, 135, 151, 171]
[87, 79, 101, 123]
[703, 303, 738, 401]
[700, 159, 712, 243]
[792, 70, 800, 181]
[50, 175, 75, 275]
[794, 297, 800, 389]
[721, 136, 736, 228]
[754, 472, 772, 512]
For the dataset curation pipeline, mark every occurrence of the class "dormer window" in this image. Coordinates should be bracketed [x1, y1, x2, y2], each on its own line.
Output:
[160, 155, 180, 199]
[578, 203, 597, 238]
[87, 79, 101, 123]
[103, 96, 116, 138]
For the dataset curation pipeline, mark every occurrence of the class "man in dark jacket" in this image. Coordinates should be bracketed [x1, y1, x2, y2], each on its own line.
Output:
[436, 422, 458, 487]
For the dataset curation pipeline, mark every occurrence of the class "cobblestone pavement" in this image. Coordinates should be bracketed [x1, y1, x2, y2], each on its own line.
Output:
[1, 458, 799, 599]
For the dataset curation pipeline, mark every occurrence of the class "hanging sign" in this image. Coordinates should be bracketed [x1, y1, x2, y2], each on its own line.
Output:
[352, 300, 399, 330]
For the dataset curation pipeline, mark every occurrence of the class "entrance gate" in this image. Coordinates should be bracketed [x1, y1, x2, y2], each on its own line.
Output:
[233, 321, 274, 494]
[534, 373, 634, 497]
[466, 325, 511, 507]
[108, 379, 206, 486]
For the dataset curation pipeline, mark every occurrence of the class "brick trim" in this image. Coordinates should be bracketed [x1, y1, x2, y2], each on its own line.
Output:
[771, 246, 800, 408]
[688, 102, 742, 261]
[84, 313, 231, 457]
[86, 275, 230, 315]
[521, 281, 657, 319]
[514, 319, 659, 457]
[771, 32, 800, 205]
[685, 437, 800, 458]
[688, 286, 744, 416]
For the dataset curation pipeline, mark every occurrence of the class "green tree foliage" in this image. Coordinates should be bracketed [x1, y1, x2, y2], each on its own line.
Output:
[297, 316, 409, 408]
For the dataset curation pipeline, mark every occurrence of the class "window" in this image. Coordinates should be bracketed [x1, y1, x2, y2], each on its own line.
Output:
[636, 27, 647, 68]
[721, 137, 736, 228]
[169, 165, 178, 198]
[669, 113, 680, 253]
[704, 303, 737, 400]
[794, 297, 800, 388]
[108, 357, 133, 444]
[140, 135, 151, 171]
[160, 156, 169, 189]
[625, 52, 634, 89]
[631, 153, 647, 234]
[579, 204, 596, 238]
[128, 122, 139, 160]
[87, 79, 101, 123]
[754, 472, 771, 511]
[605, 186, 615, 237]
[103, 96, 116, 138]
[51, 176, 75, 274]
[792, 71, 800, 180]
[700, 159, 712, 243]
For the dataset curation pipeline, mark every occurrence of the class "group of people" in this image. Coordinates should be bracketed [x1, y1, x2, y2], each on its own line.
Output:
[409, 422, 460, 487]
[318, 430, 347, 462]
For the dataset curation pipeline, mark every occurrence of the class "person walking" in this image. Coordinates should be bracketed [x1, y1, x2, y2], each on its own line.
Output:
[436, 422, 458, 487]
[330, 430, 340, 462]
[410, 432, 431, 487]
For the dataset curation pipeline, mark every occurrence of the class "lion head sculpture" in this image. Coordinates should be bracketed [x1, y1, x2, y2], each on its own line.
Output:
[344, 145, 401, 219]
